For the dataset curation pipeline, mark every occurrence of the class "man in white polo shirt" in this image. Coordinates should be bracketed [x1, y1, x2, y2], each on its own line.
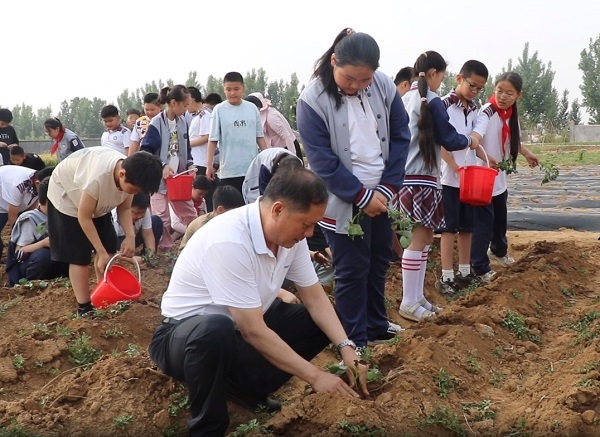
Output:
[149, 166, 368, 437]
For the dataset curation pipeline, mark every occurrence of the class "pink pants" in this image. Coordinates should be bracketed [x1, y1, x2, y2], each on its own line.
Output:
[150, 192, 197, 250]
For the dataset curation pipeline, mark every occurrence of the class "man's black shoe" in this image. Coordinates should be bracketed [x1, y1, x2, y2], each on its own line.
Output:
[226, 393, 282, 413]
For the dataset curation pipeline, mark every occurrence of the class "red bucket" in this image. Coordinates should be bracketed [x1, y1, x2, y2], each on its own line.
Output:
[458, 147, 498, 206]
[165, 174, 193, 201]
[91, 255, 142, 309]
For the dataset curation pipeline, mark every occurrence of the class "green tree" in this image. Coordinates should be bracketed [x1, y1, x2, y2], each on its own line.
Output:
[439, 71, 456, 96]
[204, 75, 223, 96]
[11, 104, 35, 139]
[58, 97, 106, 137]
[579, 34, 600, 123]
[57, 100, 75, 131]
[555, 89, 570, 132]
[34, 106, 53, 139]
[117, 89, 143, 116]
[244, 68, 269, 96]
[570, 98, 582, 125]
[185, 71, 201, 89]
[511, 43, 558, 130]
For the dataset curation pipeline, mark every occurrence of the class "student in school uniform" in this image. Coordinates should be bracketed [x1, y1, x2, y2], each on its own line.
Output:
[100, 104, 132, 156]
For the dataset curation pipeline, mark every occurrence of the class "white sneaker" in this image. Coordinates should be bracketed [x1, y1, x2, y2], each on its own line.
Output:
[488, 250, 515, 267]
[477, 270, 498, 283]
[388, 321, 405, 333]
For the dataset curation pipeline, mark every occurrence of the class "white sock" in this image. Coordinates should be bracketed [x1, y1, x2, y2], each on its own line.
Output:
[442, 269, 454, 282]
[458, 264, 471, 277]
[401, 249, 422, 307]
[417, 246, 437, 312]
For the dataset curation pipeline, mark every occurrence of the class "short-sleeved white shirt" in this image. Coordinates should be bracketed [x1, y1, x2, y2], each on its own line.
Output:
[477, 105, 510, 196]
[47, 147, 130, 218]
[440, 99, 480, 188]
[0, 165, 37, 214]
[161, 200, 318, 320]
[101, 125, 131, 156]
[209, 100, 263, 178]
[111, 208, 152, 237]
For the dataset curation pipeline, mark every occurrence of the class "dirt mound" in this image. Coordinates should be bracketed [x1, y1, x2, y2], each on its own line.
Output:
[1, 230, 600, 436]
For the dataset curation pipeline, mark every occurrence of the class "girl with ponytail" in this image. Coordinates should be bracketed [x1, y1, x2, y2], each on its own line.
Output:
[395, 50, 479, 322]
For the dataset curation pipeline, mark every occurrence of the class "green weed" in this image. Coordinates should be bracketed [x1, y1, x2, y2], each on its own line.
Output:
[68, 333, 101, 368]
[125, 343, 141, 357]
[577, 359, 600, 374]
[230, 419, 267, 437]
[462, 399, 496, 421]
[505, 418, 532, 437]
[55, 324, 73, 338]
[433, 368, 459, 398]
[339, 420, 385, 437]
[421, 405, 466, 437]
[565, 311, 600, 345]
[19, 323, 52, 337]
[0, 425, 43, 437]
[113, 414, 133, 430]
[560, 286, 574, 299]
[501, 310, 540, 343]
[512, 290, 522, 300]
[90, 301, 131, 319]
[576, 377, 598, 387]
[168, 386, 190, 417]
[0, 297, 24, 319]
[102, 327, 125, 338]
[466, 355, 482, 374]
[12, 354, 26, 372]
[490, 370, 504, 388]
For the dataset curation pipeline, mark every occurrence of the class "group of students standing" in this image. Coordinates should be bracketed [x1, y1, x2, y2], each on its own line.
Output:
[298, 29, 539, 349]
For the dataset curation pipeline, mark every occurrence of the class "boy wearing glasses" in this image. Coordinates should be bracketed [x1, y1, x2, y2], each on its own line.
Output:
[435, 60, 490, 294]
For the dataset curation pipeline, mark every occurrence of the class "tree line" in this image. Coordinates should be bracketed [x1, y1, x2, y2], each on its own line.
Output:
[4, 37, 600, 142]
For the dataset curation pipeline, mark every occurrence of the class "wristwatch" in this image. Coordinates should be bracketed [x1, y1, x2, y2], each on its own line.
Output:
[336, 339, 357, 352]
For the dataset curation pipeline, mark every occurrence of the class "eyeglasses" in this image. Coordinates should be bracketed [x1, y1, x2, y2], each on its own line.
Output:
[495, 88, 517, 99]
[464, 77, 485, 93]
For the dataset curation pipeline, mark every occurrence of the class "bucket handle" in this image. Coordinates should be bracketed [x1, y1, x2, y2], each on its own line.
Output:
[103, 254, 142, 284]
[468, 145, 491, 168]
[172, 168, 196, 179]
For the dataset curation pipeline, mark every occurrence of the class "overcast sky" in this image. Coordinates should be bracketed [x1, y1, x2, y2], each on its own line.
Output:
[3, 0, 598, 119]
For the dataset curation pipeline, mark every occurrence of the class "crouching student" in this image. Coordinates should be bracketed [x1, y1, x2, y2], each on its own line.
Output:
[112, 192, 163, 262]
[47, 147, 162, 316]
[5, 177, 68, 286]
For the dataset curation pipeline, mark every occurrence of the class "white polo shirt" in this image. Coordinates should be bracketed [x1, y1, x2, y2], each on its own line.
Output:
[440, 92, 481, 188]
[161, 200, 318, 320]
[101, 125, 131, 156]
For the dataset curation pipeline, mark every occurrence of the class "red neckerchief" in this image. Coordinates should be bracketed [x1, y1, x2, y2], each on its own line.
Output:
[50, 128, 66, 155]
[488, 94, 512, 155]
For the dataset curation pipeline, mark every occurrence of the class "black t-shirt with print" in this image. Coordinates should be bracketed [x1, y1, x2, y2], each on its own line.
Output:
[0, 126, 19, 165]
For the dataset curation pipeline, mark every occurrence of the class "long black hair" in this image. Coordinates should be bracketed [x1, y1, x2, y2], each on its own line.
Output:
[312, 28, 380, 109]
[414, 51, 447, 172]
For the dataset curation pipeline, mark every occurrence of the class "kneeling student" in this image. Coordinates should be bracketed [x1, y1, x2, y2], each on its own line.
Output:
[6, 177, 68, 286]
[112, 192, 163, 262]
